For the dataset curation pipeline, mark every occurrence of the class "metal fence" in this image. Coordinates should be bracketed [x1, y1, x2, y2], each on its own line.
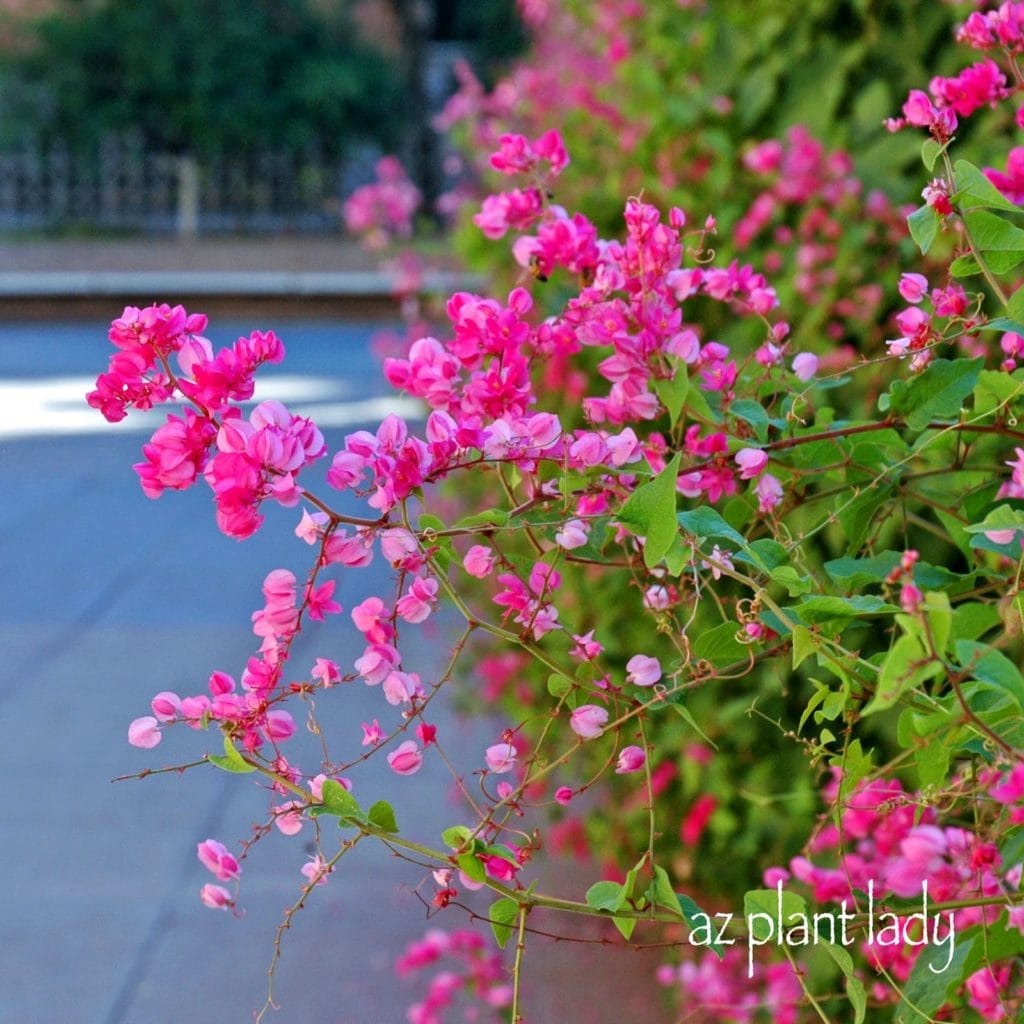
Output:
[0, 135, 376, 235]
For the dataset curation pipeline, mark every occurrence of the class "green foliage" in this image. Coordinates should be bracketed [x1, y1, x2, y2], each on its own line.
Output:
[0, 0, 404, 156]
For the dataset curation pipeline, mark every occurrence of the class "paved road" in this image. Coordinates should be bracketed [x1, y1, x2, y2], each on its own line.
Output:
[0, 316, 665, 1024]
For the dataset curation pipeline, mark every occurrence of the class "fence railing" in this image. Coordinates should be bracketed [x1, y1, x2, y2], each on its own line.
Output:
[0, 136, 377, 235]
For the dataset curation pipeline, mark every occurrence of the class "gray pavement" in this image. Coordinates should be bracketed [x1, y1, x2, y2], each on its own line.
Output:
[0, 315, 666, 1023]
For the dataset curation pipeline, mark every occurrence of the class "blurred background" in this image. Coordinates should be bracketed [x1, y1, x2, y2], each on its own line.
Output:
[0, 0, 521, 238]
[0, 3, 666, 1023]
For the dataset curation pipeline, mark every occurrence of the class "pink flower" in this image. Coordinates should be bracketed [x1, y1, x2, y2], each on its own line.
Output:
[480, 854, 519, 882]
[681, 794, 718, 846]
[626, 654, 662, 687]
[301, 854, 332, 887]
[755, 473, 784, 514]
[388, 740, 424, 776]
[197, 839, 241, 881]
[200, 884, 234, 910]
[150, 691, 181, 722]
[261, 709, 295, 743]
[396, 575, 439, 623]
[383, 670, 422, 706]
[734, 448, 768, 479]
[128, 716, 161, 748]
[570, 704, 608, 739]
[273, 802, 304, 836]
[555, 518, 590, 549]
[485, 742, 518, 773]
[463, 545, 496, 578]
[361, 719, 383, 746]
[791, 352, 818, 381]
[615, 745, 646, 774]
[898, 273, 930, 303]
[555, 786, 574, 805]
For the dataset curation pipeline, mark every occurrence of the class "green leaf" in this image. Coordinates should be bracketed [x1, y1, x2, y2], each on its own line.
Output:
[963, 208, 1024, 274]
[985, 316, 1024, 335]
[836, 484, 893, 554]
[547, 673, 572, 699]
[921, 138, 942, 173]
[747, 538, 788, 570]
[799, 682, 829, 732]
[451, 508, 509, 530]
[585, 880, 624, 913]
[743, 888, 808, 942]
[907, 203, 939, 254]
[677, 506, 747, 552]
[951, 602, 1000, 642]
[964, 503, 1024, 535]
[771, 566, 812, 597]
[457, 851, 486, 883]
[618, 452, 681, 569]
[488, 897, 519, 949]
[675, 892, 725, 959]
[834, 739, 874, 806]
[915, 737, 951, 789]
[792, 625, 819, 670]
[899, 934, 974, 1023]
[651, 865, 675, 908]
[585, 879, 638, 940]
[887, 357, 983, 432]
[730, 399, 770, 442]
[319, 783, 360, 818]
[692, 622, 747, 667]
[974, 368, 1024, 418]
[441, 825, 473, 850]
[367, 800, 398, 834]
[793, 594, 898, 625]
[208, 735, 256, 774]
[923, 591, 952, 657]
[314, 779, 364, 822]
[821, 943, 866, 1024]
[862, 634, 937, 715]
[955, 640, 1024, 709]
[663, 535, 693, 576]
[949, 253, 981, 277]
[954, 159, 1023, 213]
[654, 362, 689, 426]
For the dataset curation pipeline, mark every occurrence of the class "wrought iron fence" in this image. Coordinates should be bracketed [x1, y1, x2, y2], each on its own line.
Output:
[0, 135, 378, 235]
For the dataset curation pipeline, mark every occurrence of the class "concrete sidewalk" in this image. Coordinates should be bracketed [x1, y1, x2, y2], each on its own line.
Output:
[0, 317, 666, 1024]
[0, 236, 478, 318]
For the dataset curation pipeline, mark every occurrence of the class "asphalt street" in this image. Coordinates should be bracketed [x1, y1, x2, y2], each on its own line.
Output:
[0, 317, 664, 1024]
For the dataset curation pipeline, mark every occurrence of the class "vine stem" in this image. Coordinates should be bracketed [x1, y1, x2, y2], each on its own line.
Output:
[942, 149, 1011, 309]
[510, 903, 529, 1023]
[781, 944, 831, 1024]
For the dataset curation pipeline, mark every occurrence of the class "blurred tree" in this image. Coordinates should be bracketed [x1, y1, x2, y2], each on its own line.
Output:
[0, 0, 405, 156]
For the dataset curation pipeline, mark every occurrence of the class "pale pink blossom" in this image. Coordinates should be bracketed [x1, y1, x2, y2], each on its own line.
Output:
[463, 545, 496, 578]
[555, 518, 590, 549]
[734, 447, 769, 479]
[570, 704, 608, 739]
[791, 352, 818, 381]
[485, 742, 518, 773]
[128, 716, 162, 748]
[388, 740, 423, 775]
[200, 884, 233, 909]
[626, 654, 662, 687]
[301, 854, 332, 887]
